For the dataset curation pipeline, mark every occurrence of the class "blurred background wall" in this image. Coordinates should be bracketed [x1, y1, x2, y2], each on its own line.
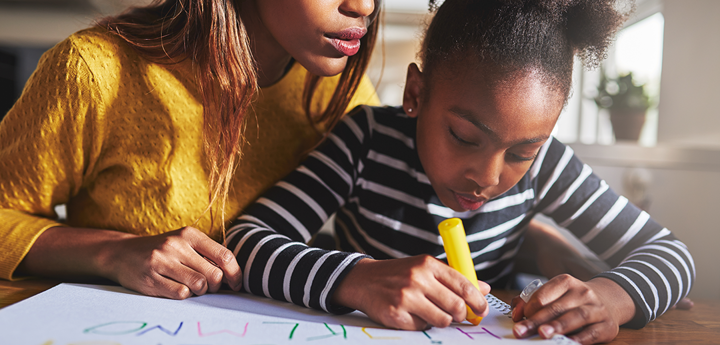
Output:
[1, 0, 718, 299]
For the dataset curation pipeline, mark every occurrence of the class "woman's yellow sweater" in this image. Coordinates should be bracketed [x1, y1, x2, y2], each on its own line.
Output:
[0, 27, 379, 280]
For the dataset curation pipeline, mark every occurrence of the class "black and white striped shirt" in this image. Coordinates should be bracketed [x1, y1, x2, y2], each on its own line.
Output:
[226, 105, 695, 328]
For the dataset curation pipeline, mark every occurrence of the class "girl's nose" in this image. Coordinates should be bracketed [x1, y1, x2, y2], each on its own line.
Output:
[340, 0, 377, 19]
[465, 153, 503, 189]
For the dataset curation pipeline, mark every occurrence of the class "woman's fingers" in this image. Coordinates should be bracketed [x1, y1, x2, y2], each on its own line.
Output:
[177, 252, 224, 294]
[111, 227, 242, 299]
[130, 269, 194, 300]
[148, 227, 221, 295]
[154, 255, 213, 296]
[182, 227, 243, 292]
[153, 275, 195, 300]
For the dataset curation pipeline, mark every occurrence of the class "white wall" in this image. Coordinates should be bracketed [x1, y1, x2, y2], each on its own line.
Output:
[570, 143, 720, 300]
[657, 0, 720, 148]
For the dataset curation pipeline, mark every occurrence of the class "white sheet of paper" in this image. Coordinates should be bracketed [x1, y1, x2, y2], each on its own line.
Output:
[0, 283, 577, 344]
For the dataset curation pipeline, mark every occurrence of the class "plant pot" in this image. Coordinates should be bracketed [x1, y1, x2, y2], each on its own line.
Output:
[609, 109, 647, 142]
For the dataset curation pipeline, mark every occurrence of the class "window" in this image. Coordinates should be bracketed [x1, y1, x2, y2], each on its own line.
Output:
[554, 11, 665, 146]
[372, 1, 666, 148]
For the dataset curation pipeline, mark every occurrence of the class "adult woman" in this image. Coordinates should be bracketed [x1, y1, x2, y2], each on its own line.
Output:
[0, 0, 380, 299]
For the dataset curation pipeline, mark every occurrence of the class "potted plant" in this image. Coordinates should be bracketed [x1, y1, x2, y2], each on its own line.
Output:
[594, 71, 652, 142]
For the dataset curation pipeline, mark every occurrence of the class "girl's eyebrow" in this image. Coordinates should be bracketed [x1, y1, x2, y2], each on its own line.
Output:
[449, 106, 549, 146]
[449, 106, 498, 139]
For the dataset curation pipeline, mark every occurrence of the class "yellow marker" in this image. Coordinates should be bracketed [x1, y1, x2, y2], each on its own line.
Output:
[438, 217, 483, 325]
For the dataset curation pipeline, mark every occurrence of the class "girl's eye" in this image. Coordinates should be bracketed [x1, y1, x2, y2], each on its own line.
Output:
[448, 127, 476, 146]
[508, 152, 538, 162]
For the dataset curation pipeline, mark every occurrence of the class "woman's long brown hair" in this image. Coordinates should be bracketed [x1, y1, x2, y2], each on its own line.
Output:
[99, 0, 379, 236]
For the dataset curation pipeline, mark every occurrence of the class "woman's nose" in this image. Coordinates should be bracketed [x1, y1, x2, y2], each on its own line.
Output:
[340, 0, 376, 19]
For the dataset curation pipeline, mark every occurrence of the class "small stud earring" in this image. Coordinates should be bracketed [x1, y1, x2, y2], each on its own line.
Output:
[407, 108, 413, 113]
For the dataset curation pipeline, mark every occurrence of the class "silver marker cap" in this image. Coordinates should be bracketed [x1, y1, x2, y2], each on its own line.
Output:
[520, 279, 544, 303]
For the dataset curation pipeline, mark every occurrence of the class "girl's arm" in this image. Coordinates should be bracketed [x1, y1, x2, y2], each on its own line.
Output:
[520, 219, 606, 281]
[512, 138, 695, 344]
[226, 106, 489, 327]
[225, 107, 374, 313]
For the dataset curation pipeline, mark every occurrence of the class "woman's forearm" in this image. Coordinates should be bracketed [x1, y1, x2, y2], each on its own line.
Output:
[16, 226, 136, 280]
[17, 226, 243, 299]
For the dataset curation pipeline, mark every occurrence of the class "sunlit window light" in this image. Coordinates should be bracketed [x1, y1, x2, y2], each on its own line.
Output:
[554, 12, 665, 146]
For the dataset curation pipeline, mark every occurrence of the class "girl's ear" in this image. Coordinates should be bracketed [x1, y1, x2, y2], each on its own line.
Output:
[403, 63, 423, 118]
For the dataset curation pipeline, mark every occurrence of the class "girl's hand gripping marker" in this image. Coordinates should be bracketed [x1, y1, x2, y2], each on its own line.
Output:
[438, 218, 483, 325]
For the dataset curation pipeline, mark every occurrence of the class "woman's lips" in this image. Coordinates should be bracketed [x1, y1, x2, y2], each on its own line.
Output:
[453, 192, 486, 211]
[326, 27, 366, 56]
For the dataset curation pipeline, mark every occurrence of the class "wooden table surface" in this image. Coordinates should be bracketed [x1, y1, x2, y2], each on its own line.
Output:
[2, 279, 718, 344]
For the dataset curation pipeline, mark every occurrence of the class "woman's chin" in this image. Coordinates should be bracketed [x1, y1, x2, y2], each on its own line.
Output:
[300, 56, 349, 77]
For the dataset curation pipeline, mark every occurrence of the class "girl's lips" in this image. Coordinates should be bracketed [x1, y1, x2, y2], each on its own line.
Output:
[453, 192, 486, 211]
[325, 27, 366, 56]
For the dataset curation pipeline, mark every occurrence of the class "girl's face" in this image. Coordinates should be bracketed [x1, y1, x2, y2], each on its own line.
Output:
[403, 62, 564, 212]
[249, 0, 377, 78]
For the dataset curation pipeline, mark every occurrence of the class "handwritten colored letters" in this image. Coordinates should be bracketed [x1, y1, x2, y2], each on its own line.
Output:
[39, 319, 509, 345]
[0, 284, 570, 345]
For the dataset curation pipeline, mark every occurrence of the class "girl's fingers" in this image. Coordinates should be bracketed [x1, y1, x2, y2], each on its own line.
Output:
[516, 277, 607, 339]
[423, 281, 468, 324]
[475, 279, 491, 295]
[408, 297, 455, 328]
[433, 264, 489, 318]
[515, 292, 584, 338]
[539, 305, 603, 339]
[408, 313, 430, 331]
[511, 296, 526, 321]
[674, 297, 694, 310]
[522, 275, 575, 317]
[512, 275, 623, 343]
[568, 322, 616, 345]
[373, 300, 430, 331]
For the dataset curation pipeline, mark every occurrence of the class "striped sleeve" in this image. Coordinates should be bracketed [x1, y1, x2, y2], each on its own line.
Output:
[225, 106, 375, 314]
[533, 138, 695, 328]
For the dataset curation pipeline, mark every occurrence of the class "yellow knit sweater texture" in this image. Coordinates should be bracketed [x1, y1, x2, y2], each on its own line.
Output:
[0, 27, 380, 280]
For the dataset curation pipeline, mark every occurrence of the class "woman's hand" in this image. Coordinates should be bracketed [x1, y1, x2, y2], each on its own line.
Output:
[511, 274, 635, 345]
[106, 227, 243, 299]
[332, 255, 490, 330]
[18, 226, 242, 299]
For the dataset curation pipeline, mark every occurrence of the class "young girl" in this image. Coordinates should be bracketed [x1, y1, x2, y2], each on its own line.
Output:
[0, 0, 380, 298]
[225, 0, 695, 343]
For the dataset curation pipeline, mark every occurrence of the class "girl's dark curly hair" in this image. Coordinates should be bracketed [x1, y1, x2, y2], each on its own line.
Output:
[422, 0, 631, 98]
